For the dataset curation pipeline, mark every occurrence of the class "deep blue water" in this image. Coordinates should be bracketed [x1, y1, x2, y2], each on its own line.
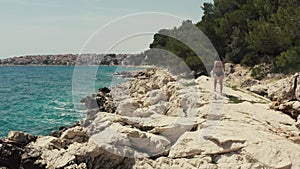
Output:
[0, 66, 140, 138]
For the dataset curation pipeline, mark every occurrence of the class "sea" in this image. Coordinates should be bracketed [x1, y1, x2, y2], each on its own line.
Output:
[0, 66, 141, 138]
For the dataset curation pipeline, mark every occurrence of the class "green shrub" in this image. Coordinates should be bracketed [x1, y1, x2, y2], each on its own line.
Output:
[275, 46, 300, 73]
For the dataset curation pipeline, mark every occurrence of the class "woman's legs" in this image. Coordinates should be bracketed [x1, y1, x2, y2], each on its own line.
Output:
[213, 75, 218, 93]
[213, 74, 224, 95]
[219, 75, 224, 95]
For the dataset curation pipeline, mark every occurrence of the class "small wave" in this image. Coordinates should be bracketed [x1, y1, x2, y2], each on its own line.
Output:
[75, 109, 88, 113]
[52, 107, 68, 111]
[52, 100, 72, 106]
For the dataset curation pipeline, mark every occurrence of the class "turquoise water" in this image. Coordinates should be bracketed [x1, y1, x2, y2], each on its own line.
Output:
[0, 66, 139, 138]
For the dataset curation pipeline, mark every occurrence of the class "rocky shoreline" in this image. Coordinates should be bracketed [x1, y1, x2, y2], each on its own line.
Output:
[1, 67, 300, 168]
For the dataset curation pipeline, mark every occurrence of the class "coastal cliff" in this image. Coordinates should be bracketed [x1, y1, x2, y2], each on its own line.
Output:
[1, 68, 300, 169]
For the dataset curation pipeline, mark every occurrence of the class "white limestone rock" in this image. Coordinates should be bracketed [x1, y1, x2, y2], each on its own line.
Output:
[268, 73, 299, 102]
[60, 126, 88, 143]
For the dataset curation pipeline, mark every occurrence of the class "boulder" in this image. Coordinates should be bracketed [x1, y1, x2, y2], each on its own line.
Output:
[249, 84, 268, 96]
[60, 126, 89, 143]
[98, 87, 111, 94]
[116, 99, 142, 117]
[244, 142, 292, 169]
[6, 131, 36, 146]
[168, 128, 247, 159]
[21, 134, 136, 169]
[266, 73, 300, 122]
[146, 101, 168, 115]
[50, 122, 80, 138]
[50, 126, 68, 137]
[270, 101, 300, 120]
[224, 63, 235, 76]
[145, 89, 168, 105]
[40, 149, 75, 168]
[169, 131, 220, 158]
[64, 163, 87, 169]
[0, 141, 23, 169]
[80, 95, 98, 109]
[240, 79, 260, 88]
[268, 73, 298, 102]
[89, 122, 171, 157]
[81, 89, 116, 113]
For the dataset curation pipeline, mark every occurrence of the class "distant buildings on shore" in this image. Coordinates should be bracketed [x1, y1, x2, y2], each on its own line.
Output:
[0, 54, 130, 66]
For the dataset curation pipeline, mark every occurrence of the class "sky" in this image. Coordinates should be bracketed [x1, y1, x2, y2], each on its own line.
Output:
[0, 0, 213, 59]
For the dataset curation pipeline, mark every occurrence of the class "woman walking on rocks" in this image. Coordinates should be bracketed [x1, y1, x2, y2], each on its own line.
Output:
[211, 58, 225, 97]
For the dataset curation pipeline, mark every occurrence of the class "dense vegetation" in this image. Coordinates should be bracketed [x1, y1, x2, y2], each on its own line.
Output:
[149, 0, 300, 75]
[148, 20, 216, 75]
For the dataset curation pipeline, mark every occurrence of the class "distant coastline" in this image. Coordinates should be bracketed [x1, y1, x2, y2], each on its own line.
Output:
[0, 54, 131, 66]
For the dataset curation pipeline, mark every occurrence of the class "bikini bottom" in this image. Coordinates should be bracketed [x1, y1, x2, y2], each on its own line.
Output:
[215, 71, 224, 77]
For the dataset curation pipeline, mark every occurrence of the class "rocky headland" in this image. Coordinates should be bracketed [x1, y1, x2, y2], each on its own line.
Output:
[1, 66, 300, 169]
[0, 54, 130, 66]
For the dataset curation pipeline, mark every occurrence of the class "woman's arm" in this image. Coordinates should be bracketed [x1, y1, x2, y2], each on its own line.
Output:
[222, 61, 225, 72]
